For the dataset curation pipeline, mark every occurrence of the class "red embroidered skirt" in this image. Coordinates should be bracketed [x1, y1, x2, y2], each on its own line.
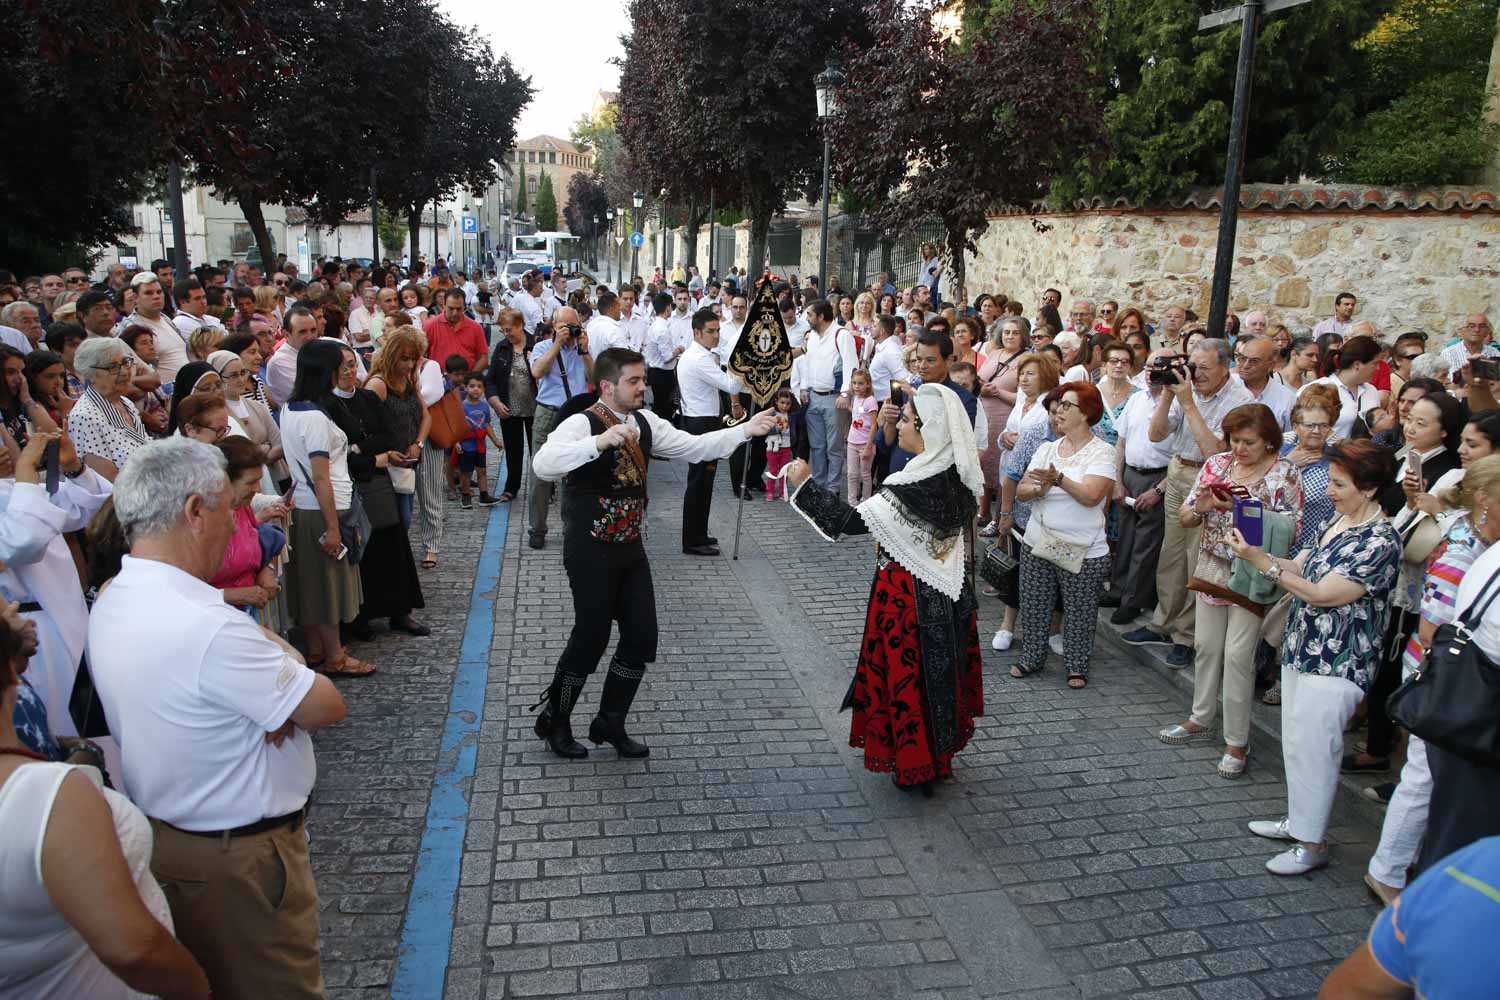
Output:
[849, 562, 983, 785]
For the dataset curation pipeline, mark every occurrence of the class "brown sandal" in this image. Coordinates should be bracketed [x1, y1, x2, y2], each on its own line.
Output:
[324, 655, 377, 677]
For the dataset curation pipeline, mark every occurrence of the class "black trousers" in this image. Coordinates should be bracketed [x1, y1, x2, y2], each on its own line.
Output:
[498, 416, 533, 497]
[1416, 742, 1500, 875]
[1367, 607, 1420, 757]
[727, 391, 768, 495]
[681, 416, 721, 547]
[1112, 466, 1168, 612]
[648, 367, 678, 424]
[557, 535, 658, 679]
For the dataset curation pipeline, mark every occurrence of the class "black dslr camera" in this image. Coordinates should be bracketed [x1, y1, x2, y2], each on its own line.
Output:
[1148, 354, 1194, 387]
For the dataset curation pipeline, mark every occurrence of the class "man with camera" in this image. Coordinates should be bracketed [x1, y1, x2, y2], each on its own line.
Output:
[527, 307, 593, 550]
[1109, 347, 1180, 627]
[1123, 339, 1252, 666]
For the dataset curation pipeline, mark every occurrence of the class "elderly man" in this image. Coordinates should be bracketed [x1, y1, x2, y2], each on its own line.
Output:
[1156, 304, 1187, 350]
[1, 300, 43, 350]
[1068, 299, 1096, 336]
[117, 272, 190, 382]
[1109, 346, 1180, 626]
[263, 306, 320, 404]
[527, 306, 593, 549]
[1440, 313, 1497, 377]
[1243, 310, 1269, 339]
[1124, 339, 1254, 666]
[89, 437, 345, 999]
[1233, 334, 1296, 431]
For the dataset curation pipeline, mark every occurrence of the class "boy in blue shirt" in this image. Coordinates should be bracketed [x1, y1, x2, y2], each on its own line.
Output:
[457, 373, 503, 509]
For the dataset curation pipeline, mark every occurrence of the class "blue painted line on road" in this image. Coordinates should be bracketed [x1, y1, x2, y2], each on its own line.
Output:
[391, 458, 509, 999]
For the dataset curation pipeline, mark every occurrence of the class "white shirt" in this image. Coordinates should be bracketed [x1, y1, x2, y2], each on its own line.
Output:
[677, 341, 743, 418]
[1116, 388, 1175, 470]
[667, 310, 693, 357]
[171, 310, 223, 343]
[121, 311, 188, 383]
[1312, 317, 1352, 338]
[1243, 375, 1297, 432]
[0, 325, 30, 352]
[1023, 436, 1118, 560]
[801, 323, 859, 394]
[868, 336, 916, 402]
[280, 403, 354, 509]
[644, 315, 678, 369]
[1157, 377, 1256, 462]
[265, 341, 301, 406]
[782, 315, 810, 349]
[586, 313, 621, 352]
[1302, 374, 1381, 442]
[1454, 540, 1500, 661]
[516, 292, 545, 336]
[532, 403, 754, 482]
[1440, 340, 1500, 375]
[617, 310, 647, 354]
[1063, 364, 1090, 385]
[348, 305, 373, 346]
[790, 355, 810, 395]
[717, 319, 744, 367]
[88, 556, 318, 829]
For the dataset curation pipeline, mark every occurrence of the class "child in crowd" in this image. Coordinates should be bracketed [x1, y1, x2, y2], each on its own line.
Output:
[947, 362, 989, 463]
[443, 354, 469, 499]
[845, 369, 878, 504]
[764, 388, 799, 501]
[457, 374, 503, 509]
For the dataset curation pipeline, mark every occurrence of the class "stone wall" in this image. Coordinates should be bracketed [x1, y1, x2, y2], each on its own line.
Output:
[961, 187, 1500, 337]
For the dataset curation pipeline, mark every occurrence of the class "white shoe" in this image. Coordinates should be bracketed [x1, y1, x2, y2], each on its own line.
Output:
[991, 629, 1014, 651]
[1048, 633, 1065, 657]
[979, 520, 999, 537]
[1266, 844, 1329, 876]
[1248, 817, 1295, 841]
[1217, 752, 1248, 779]
[1157, 724, 1212, 746]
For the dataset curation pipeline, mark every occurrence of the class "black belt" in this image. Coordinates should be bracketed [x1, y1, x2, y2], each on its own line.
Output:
[1126, 464, 1167, 475]
[16, 602, 42, 613]
[811, 389, 838, 396]
[161, 807, 305, 840]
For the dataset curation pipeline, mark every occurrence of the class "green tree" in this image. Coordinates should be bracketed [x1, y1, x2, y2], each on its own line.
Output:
[535, 173, 559, 231]
[1049, 0, 1393, 205]
[516, 162, 529, 216]
[378, 212, 407, 259]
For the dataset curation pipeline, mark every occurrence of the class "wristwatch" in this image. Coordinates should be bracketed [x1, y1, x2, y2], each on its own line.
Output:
[1260, 558, 1282, 583]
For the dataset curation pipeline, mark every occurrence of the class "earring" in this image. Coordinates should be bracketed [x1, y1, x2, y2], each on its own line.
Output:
[1481, 508, 1490, 527]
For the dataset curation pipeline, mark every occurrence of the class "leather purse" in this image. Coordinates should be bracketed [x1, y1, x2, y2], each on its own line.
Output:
[1388, 566, 1500, 768]
[425, 390, 468, 450]
[1030, 508, 1090, 574]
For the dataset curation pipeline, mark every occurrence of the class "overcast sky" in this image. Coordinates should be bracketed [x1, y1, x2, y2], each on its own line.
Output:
[440, 0, 629, 141]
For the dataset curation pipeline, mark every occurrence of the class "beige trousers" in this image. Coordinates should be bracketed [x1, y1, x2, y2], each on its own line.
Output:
[1190, 597, 1262, 748]
[1150, 457, 1203, 645]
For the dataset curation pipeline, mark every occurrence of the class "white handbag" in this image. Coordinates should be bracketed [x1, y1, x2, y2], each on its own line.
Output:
[389, 466, 417, 495]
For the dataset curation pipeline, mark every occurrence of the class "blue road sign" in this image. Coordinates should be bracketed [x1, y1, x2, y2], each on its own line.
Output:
[461, 215, 478, 233]
[630, 231, 644, 247]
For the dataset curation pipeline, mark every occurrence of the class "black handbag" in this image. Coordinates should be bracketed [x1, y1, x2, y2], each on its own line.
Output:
[357, 472, 400, 532]
[980, 530, 1020, 607]
[1388, 566, 1500, 768]
[295, 459, 371, 564]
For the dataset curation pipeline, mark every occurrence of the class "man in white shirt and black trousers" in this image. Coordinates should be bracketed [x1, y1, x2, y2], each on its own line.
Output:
[677, 307, 747, 555]
[530, 348, 775, 758]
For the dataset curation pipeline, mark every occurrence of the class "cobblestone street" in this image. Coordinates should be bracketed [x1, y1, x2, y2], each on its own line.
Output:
[308, 455, 1385, 1000]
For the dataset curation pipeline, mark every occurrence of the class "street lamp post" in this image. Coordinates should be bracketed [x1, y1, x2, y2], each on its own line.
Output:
[814, 60, 845, 299]
[631, 190, 644, 281]
[659, 188, 669, 278]
[606, 208, 616, 283]
[595, 214, 604, 273]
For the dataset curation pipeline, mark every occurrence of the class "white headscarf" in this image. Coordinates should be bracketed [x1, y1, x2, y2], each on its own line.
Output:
[858, 382, 983, 600]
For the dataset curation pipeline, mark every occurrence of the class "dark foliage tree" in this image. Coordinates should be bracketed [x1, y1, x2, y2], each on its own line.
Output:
[9, 0, 268, 273]
[534, 173, 559, 232]
[564, 172, 610, 266]
[833, 0, 1107, 300]
[369, 3, 532, 262]
[516, 163, 529, 216]
[618, 0, 869, 274]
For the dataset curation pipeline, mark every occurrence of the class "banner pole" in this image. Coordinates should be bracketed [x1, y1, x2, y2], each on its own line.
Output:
[731, 426, 754, 560]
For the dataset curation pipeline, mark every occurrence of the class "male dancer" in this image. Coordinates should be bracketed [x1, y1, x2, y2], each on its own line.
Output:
[530, 348, 776, 758]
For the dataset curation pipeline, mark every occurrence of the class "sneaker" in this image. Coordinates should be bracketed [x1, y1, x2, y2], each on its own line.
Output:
[460, 496, 474, 510]
[1048, 633, 1065, 657]
[1248, 817, 1295, 841]
[1123, 627, 1171, 645]
[978, 520, 999, 537]
[991, 629, 1014, 651]
[446, 488, 459, 502]
[1362, 782, 1397, 806]
[1166, 644, 1192, 668]
[1266, 844, 1329, 876]
[479, 492, 500, 506]
[1109, 606, 1138, 626]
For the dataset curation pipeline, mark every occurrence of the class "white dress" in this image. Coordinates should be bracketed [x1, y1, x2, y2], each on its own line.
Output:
[0, 762, 173, 999]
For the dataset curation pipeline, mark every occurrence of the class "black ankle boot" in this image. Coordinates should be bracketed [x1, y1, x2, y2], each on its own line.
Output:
[532, 673, 589, 759]
[588, 713, 649, 757]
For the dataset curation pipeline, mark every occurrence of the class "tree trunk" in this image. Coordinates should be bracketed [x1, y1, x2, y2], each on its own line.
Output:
[681, 196, 703, 274]
[748, 192, 772, 282]
[945, 224, 967, 310]
[238, 193, 275, 272]
[407, 206, 423, 269]
[879, 238, 893, 277]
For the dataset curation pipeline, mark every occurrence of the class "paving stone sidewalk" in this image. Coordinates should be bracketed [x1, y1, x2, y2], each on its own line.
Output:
[313, 456, 1386, 1000]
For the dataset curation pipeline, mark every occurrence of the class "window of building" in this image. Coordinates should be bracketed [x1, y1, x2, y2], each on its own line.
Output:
[549, 151, 557, 164]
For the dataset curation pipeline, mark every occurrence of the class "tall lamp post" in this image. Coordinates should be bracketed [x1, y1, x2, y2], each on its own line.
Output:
[595, 214, 604, 273]
[631, 190, 644, 281]
[814, 60, 845, 299]
[659, 188, 669, 278]
[606, 208, 616, 282]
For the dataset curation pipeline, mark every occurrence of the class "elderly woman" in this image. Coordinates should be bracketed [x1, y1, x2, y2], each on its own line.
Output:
[67, 338, 151, 481]
[208, 348, 286, 489]
[206, 436, 281, 613]
[1011, 382, 1118, 689]
[1235, 440, 1401, 875]
[783, 383, 984, 797]
[174, 393, 232, 445]
[1053, 329, 1090, 384]
[1365, 455, 1500, 903]
[1157, 404, 1302, 778]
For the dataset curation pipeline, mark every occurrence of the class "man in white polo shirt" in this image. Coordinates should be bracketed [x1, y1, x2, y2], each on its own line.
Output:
[88, 437, 346, 999]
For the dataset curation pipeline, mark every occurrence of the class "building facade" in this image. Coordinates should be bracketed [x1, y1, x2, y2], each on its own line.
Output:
[514, 135, 594, 227]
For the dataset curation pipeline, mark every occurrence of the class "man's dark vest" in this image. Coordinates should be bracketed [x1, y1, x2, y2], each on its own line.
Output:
[563, 407, 653, 544]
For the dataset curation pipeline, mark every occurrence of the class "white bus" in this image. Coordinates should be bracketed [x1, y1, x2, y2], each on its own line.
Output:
[511, 231, 582, 272]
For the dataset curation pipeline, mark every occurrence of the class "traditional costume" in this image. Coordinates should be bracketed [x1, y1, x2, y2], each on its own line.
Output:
[530, 391, 759, 758]
[789, 383, 984, 793]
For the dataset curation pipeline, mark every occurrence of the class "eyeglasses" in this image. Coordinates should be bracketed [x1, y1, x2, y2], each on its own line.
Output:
[223, 370, 247, 380]
[1105, 357, 1131, 365]
[195, 423, 230, 441]
[1296, 421, 1331, 431]
[1399, 353, 1423, 361]
[1052, 400, 1079, 413]
[91, 360, 134, 373]
[65, 276, 88, 285]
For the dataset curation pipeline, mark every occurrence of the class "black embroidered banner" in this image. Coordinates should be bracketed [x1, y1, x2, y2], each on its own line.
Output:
[727, 272, 793, 409]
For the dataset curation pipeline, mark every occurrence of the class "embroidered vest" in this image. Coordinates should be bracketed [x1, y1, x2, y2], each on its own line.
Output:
[563, 406, 653, 544]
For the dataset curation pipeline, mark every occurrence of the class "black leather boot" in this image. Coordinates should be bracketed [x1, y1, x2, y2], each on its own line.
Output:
[533, 672, 588, 759]
[588, 658, 649, 758]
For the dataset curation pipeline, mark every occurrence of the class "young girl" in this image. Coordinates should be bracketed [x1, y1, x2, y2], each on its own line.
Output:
[948, 362, 989, 467]
[765, 388, 798, 500]
[845, 370, 878, 503]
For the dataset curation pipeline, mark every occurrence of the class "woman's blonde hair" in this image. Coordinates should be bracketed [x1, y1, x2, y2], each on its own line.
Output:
[1457, 454, 1500, 515]
[853, 292, 876, 320]
[188, 326, 223, 362]
[1015, 351, 1060, 392]
[252, 285, 277, 315]
[368, 325, 427, 386]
